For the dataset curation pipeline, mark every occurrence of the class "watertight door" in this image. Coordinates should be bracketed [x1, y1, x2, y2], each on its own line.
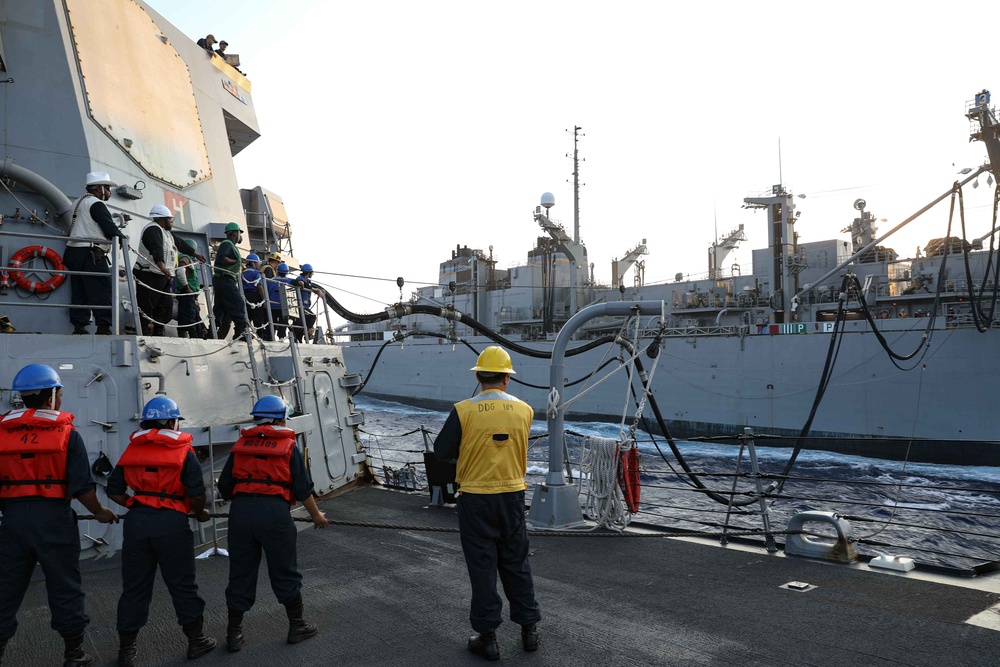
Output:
[311, 371, 348, 482]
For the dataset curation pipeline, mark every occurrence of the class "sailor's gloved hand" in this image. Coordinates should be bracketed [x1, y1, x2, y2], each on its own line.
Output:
[312, 512, 330, 529]
[94, 507, 120, 524]
[195, 509, 211, 523]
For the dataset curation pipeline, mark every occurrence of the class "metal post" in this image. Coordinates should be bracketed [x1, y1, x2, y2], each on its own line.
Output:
[119, 236, 142, 335]
[527, 299, 664, 529]
[720, 443, 746, 547]
[111, 238, 120, 335]
[744, 427, 778, 553]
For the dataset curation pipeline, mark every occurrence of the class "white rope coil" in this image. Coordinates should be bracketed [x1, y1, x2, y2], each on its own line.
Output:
[582, 435, 632, 531]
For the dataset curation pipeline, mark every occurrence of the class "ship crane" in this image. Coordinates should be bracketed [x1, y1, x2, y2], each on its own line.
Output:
[708, 224, 746, 280]
[611, 240, 649, 288]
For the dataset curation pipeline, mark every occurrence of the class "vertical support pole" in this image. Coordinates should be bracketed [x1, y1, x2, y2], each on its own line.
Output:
[200, 264, 219, 339]
[119, 236, 142, 335]
[744, 427, 778, 553]
[720, 443, 746, 547]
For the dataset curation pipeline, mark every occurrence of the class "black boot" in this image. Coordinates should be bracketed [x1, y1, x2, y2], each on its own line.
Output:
[226, 608, 245, 653]
[467, 631, 499, 661]
[117, 632, 138, 667]
[284, 594, 318, 644]
[61, 630, 94, 667]
[96, 325, 113, 335]
[180, 616, 216, 660]
[521, 623, 540, 651]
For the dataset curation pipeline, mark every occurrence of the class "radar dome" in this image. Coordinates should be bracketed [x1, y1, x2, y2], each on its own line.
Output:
[540, 192, 555, 209]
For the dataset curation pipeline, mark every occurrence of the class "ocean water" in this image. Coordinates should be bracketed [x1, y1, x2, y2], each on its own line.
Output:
[354, 396, 1000, 572]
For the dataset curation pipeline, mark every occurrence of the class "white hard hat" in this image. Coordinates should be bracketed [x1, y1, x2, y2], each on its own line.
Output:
[149, 204, 173, 218]
[85, 171, 116, 187]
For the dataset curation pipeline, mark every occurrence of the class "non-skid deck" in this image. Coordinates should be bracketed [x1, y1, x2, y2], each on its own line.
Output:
[9, 485, 1000, 666]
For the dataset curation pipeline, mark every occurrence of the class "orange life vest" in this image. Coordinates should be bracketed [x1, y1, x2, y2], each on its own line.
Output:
[0, 409, 74, 499]
[118, 428, 194, 513]
[230, 424, 296, 503]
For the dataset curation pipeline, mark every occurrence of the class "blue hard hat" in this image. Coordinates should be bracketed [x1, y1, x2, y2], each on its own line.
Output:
[141, 396, 184, 421]
[251, 395, 290, 420]
[300, 263, 314, 273]
[277, 263, 289, 274]
[245, 253, 260, 263]
[12, 364, 63, 392]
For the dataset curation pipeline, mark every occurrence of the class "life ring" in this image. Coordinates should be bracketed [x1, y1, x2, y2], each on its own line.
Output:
[617, 446, 641, 514]
[8, 245, 67, 293]
[877, 308, 889, 319]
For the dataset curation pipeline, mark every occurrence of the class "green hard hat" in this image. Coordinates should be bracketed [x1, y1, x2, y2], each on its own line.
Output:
[224, 222, 241, 233]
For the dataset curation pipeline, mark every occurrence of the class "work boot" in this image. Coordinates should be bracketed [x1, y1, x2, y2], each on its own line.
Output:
[96, 325, 112, 335]
[521, 623, 540, 651]
[60, 630, 94, 667]
[180, 616, 216, 660]
[117, 632, 138, 667]
[467, 631, 499, 661]
[226, 608, 245, 653]
[284, 594, 318, 644]
[72, 325, 88, 335]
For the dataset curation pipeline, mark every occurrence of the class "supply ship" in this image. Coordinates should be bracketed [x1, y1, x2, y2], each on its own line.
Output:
[336, 110, 1000, 466]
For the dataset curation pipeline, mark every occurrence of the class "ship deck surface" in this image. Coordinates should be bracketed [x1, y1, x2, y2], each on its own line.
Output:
[10, 485, 1000, 666]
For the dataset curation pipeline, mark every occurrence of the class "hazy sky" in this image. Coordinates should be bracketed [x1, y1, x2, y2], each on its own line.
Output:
[146, 1, 1000, 323]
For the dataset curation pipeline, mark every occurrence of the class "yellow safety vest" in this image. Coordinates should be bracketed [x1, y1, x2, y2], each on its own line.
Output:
[454, 388, 533, 494]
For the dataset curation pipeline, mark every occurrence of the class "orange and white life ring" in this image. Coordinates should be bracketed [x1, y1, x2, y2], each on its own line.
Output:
[877, 308, 890, 319]
[8, 245, 67, 293]
[617, 446, 641, 514]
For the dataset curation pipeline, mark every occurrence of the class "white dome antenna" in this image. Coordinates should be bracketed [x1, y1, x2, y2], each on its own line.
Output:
[540, 192, 555, 209]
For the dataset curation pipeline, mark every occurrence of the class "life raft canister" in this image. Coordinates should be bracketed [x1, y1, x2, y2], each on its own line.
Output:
[617, 445, 641, 514]
[8, 245, 67, 293]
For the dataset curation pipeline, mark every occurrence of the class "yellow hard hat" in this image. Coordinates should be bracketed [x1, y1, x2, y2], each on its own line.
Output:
[470, 346, 516, 375]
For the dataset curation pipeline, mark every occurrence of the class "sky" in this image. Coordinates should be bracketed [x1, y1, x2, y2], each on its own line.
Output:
[146, 0, 1000, 323]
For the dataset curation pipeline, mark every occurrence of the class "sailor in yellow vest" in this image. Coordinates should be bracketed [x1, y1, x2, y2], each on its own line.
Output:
[106, 396, 215, 665]
[433, 346, 541, 661]
[217, 395, 329, 652]
[0, 364, 119, 667]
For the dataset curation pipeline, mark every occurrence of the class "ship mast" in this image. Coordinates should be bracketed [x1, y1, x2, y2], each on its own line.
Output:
[570, 126, 583, 244]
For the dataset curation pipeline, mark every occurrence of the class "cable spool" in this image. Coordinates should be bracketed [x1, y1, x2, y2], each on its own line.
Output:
[8, 245, 66, 293]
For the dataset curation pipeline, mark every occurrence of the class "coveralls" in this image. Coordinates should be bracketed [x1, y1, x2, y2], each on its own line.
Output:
[212, 238, 246, 339]
[0, 409, 95, 642]
[434, 388, 542, 634]
[217, 425, 315, 610]
[107, 429, 207, 632]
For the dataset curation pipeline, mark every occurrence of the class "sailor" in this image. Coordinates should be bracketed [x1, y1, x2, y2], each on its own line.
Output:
[269, 262, 293, 340]
[433, 346, 541, 661]
[64, 171, 128, 335]
[0, 364, 119, 667]
[241, 253, 270, 341]
[106, 396, 216, 665]
[175, 253, 206, 339]
[212, 222, 248, 340]
[289, 263, 323, 343]
[217, 395, 329, 652]
[133, 205, 206, 336]
[261, 253, 283, 339]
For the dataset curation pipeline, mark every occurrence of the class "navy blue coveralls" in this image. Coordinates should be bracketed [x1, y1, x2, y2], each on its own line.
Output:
[0, 431, 94, 641]
[434, 411, 542, 634]
[106, 452, 207, 632]
[217, 447, 314, 610]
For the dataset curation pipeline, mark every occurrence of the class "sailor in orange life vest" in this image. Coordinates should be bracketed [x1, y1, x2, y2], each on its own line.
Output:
[105, 396, 216, 665]
[0, 364, 119, 667]
[216, 395, 329, 652]
[433, 346, 541, 661]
